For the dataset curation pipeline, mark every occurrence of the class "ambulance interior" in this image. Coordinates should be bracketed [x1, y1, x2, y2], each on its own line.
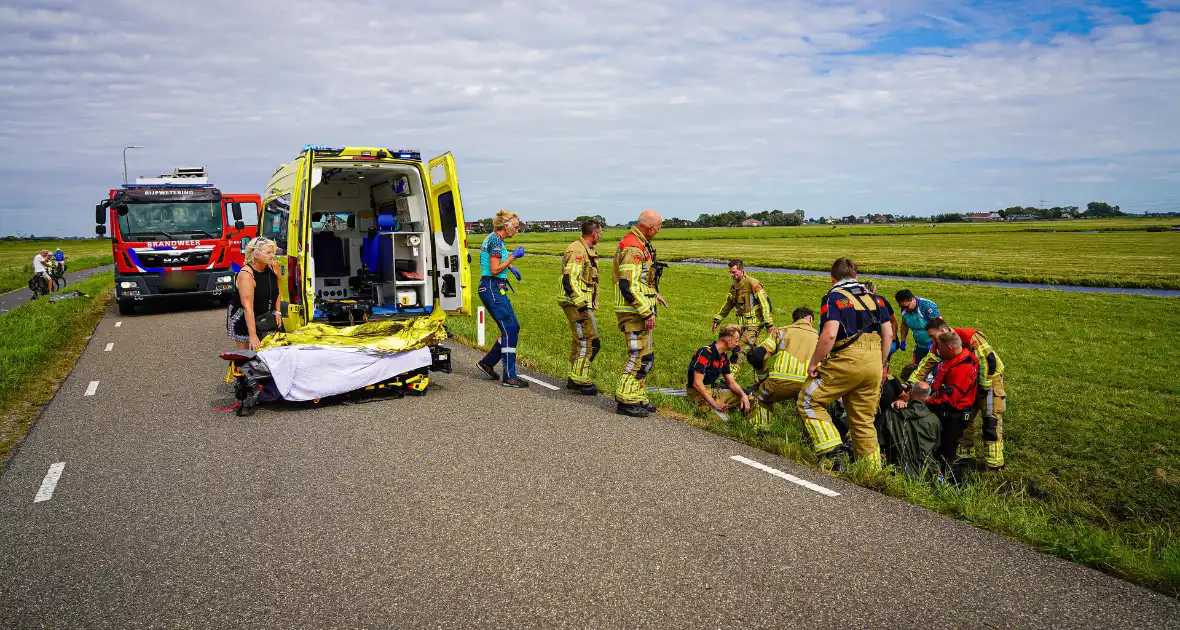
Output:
[307, 163, 434, 322]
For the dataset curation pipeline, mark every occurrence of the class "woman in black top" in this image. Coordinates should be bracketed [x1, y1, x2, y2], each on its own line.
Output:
[227, 236, 280, 350]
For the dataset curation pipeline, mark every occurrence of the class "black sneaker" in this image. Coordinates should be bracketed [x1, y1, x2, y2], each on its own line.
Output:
[616, 402, 649, 418]
[642, 402, 657, 413]
[502, 377, 530, 388]
[477, 362, 499, 380]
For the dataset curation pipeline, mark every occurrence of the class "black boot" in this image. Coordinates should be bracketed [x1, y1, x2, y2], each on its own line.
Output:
[642, 401, 657, 413]
[477, 362, 499, 380]
[566, 379, 598, 395]
[616, 402, 649, 418]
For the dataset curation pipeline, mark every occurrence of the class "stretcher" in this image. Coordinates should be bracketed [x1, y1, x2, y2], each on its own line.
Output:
[219, 317, 453, 416]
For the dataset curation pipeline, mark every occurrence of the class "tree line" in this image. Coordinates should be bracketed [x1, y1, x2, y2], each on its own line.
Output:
[470, 201, 1128, 231]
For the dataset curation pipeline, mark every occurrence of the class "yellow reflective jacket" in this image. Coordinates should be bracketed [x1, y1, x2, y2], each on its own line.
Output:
[758, 319, 817, 382]
[715, 274, 773, 326]
[612, 227, 656, 319]
[557, 237, 599, 309]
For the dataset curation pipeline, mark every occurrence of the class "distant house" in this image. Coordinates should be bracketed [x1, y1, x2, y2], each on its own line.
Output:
[464, 221, 482, 233]
[965, 212, 1002, 222]
[1006, 214, 1035, 222]
[873, 214, 886, 223]
[527, 220, 582, 232]
[741, 218, 765, 227]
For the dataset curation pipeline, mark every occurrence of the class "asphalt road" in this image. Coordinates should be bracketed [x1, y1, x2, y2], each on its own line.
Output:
[0, 265, 114, 314]
[1, 305, 1177, 629]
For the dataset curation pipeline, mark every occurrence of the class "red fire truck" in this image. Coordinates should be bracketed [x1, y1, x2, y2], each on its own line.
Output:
[95, 167, 260, 314]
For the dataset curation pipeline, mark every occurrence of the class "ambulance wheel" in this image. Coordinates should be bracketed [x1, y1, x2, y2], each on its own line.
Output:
[118, 298, 135, 315]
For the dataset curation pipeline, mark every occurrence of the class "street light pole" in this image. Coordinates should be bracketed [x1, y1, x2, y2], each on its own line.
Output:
[123, 145, 145, 184]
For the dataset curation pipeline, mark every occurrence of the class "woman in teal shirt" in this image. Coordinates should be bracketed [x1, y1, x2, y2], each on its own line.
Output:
[477, 209, 528, 387]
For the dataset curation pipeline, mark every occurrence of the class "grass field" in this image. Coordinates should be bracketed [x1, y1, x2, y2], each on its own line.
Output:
[446, 256, 1180, 595]
[507, 217, 1180, 243]
[0, 272, 114, 466]
[0, 240, 113, 294]
[500, 227, 1180, 289]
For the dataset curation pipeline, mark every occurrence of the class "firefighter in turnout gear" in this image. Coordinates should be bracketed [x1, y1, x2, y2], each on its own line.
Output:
[909, 317, 1008, 469]
[797, 258, 895, 468]
[712, 259, 774, 377]
[744, 306, 819, 433]
[612, 210, 667, 418]
[687, 324, 752, 421]
[558, 219, 604, 395]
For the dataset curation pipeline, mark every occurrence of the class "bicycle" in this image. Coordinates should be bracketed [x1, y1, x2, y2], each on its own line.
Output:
[50, 263, 67, 290]
[28, 273, 49, 300]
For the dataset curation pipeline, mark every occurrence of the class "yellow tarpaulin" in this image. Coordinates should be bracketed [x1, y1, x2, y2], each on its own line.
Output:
[259, 313, 447, 353]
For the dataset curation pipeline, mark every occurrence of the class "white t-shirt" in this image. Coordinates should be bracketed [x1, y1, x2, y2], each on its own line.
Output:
[32, 255, 47, 274]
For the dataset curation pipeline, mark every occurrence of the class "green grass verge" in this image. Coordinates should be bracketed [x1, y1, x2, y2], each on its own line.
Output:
[0, 272, 115, 467]
[0, 239, 113, 294]
[446, 257, 1180, 596]
[498, 230, 1180, 290]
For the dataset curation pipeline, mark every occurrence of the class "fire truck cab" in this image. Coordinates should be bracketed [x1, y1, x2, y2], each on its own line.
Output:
[96, 167, 260, 315]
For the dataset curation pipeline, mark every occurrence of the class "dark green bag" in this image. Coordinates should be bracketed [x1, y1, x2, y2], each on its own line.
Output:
[879, 401, 942, 477]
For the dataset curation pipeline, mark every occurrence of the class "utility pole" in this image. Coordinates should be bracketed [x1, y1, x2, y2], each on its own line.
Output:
[123, 146, 145, 184]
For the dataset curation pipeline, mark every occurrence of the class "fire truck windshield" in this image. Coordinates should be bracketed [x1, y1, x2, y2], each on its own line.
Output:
[117, 201, 223, 240]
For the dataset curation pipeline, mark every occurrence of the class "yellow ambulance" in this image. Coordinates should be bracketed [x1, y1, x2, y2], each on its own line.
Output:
[259, 146, 471, 331]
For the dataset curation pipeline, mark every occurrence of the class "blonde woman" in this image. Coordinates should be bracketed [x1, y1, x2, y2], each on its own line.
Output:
[475, 209, 529, 387]
[227, 237, 281, 350]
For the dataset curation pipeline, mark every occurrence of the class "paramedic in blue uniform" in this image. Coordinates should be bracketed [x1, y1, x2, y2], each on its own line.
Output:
[476, 209, 529, 388]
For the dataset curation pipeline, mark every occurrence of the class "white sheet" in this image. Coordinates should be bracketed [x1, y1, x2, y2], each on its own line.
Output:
[257, 345, 432, 402]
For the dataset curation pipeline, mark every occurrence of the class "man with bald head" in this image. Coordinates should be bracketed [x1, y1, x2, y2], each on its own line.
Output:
[611, 209, 668, 417]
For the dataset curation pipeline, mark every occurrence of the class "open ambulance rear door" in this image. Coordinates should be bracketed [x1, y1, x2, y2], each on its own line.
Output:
[427, 152, 471, 315]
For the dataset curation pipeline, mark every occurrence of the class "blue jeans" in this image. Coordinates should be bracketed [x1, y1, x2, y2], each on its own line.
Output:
[478, 276, 519, 380]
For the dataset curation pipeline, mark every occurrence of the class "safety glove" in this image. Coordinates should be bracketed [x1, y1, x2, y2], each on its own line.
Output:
[508, 266, 522, 281]
[512, 245, 526, 258]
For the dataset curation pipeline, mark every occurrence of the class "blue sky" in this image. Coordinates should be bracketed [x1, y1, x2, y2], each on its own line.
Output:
[0, 0, 1178, 234]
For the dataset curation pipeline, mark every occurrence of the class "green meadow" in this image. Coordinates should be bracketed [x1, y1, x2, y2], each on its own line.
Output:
[447, 252, 1180, 596]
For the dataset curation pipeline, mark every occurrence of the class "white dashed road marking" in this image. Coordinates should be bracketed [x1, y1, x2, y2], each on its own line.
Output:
[115, 321, 122, 327]
[34, 462, 66, 503]
[519, 375, 560, 390]
[84, 381, 99, 396]
[730, 455, 841, 498]
[104, 343, 114, 352]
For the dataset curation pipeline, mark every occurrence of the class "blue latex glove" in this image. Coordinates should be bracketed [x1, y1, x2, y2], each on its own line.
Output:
[899, 341, 907, 351]
[508, 266, 522, 281]
[889, 340, 899, 355]
[512, 245, 525, 258]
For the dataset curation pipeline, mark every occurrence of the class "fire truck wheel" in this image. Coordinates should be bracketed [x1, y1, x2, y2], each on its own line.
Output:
[118, 299, 135, 315]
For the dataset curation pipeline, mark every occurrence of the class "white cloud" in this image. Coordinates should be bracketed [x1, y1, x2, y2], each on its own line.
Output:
[0, 0, 1178, 234]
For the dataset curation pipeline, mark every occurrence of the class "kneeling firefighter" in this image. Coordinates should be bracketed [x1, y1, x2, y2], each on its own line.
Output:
[687, 324, 751, 420]
[612, 210, 668, 418]
[910, 317, 1008, 469]
[745, 306, 819, 434]
[558, 219, 604, 394]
